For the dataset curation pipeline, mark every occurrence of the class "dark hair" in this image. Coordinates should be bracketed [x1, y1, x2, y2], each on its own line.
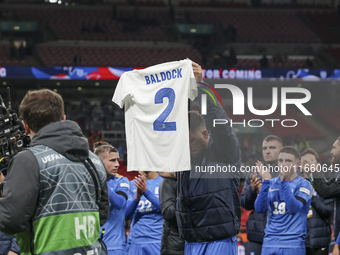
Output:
[93, 141, 118, 156]
[301, 148, 319, 163]
[19, 89, 64, 133]
[279, 146, 300, 159]
[263, 135, 283, 146]
[188, 110, 206, 133]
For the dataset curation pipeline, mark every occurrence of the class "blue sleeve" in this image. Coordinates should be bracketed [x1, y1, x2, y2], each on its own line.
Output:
[10, 236, 20, 254]
[144, 189, 161, 211]
[108, 188, 127, 209]
[337, 231, 340, 245]
[240, 172, 257, 211]
[125, 199, 139, 221]
[125, 180, 139, 220]
[255, 180, 270, 213]
[127, 180, 135, 200]
[115, 177, 130, 195]
[294, 180, 312, 205]
[283, 180, 311, 215]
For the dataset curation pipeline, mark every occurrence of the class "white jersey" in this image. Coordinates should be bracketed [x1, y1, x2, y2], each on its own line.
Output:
[112, 59, 197, 172]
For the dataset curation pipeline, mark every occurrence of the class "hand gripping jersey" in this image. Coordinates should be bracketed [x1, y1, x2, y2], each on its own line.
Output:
[112, 60, 197, 172]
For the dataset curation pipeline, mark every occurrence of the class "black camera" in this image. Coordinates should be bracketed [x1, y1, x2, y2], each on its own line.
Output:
[0, 88, 30, 178]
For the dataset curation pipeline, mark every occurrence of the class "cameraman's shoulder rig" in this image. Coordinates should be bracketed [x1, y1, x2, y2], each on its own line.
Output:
[0, 109, 30, 175]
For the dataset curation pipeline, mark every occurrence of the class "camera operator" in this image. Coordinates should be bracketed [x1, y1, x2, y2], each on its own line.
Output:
[0, 89, 109, 255]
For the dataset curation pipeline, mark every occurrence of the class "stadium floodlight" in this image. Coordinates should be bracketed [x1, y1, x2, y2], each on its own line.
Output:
[49, 0, 58, 3]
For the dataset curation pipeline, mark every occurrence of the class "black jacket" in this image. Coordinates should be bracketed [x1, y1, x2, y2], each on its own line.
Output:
[176, 84, 241, 243]
[305, 191, 333, 248]
[160, 178, 184, 255]
[240, 170, 280, 243]
[0, 120, 109, 235]
[313, 172, 340, 239]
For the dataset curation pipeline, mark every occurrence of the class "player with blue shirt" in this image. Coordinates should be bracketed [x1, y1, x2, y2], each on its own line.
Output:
[255, 146, 312, 255]
[94, 141, 130, 255]
[125, 171, 163, 255]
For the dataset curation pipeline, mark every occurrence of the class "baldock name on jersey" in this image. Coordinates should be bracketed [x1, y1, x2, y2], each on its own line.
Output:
[145, 68, 182, 85]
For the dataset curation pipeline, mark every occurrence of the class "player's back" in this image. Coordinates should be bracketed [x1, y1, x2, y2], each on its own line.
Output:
[263, 176, 311, 248]
[128, 175, 164, 244]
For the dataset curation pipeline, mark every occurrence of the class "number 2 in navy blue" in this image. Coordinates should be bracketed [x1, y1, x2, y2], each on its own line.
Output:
[153, 88, 176, 131]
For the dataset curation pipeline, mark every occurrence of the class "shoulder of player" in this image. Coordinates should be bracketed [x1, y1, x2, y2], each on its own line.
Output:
[151, 175, 164, 186]
[296, 176, 312, 187]
[115, 173, 127, 180]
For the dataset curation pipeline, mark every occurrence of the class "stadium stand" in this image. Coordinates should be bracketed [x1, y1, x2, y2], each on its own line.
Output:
[2, 2, 339, 68]
[38, 45, 202, 66]
[329, 48, 340, 59]
[15, 8, 170, 41]
[236, 57, 319, 69]
[300, 11, 340, 44]
[189, 11, 320, 43]
[0, 45, 26, 66]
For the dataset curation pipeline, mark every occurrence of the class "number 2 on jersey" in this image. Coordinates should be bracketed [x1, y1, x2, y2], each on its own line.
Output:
[153, 88, 176, 131]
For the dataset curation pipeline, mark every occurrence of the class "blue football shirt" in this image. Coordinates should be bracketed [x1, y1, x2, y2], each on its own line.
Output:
[127, 175, 164, 244]
[262, 176, 312, 248]
[101, 175, 130, 250]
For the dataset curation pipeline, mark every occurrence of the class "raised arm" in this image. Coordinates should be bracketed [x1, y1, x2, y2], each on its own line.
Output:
[313, 172, 340, 199]
[283, 180, 311, 215]
[125, 178, 142, 221]
[254, 180, 270, 214]
[240, 172, 261, 211]
[135, 175, 161, 211]
[282, 181, 304, 215]
[125, 199, 139, 221]
[190, 60, 240, 164]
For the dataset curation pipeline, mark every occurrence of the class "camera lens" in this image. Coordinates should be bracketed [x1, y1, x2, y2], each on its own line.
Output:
[17, 140, 23, 147]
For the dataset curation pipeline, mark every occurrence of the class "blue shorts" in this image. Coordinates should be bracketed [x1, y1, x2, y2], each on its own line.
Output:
[108, 250, 127, 255]
[261, 247, 305, 255]
[185, 236, 237, 255]
[127, 242, 161, 255]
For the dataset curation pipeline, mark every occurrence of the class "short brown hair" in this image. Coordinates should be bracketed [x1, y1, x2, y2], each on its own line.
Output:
[19, 89, 64, 133]
[263, 135, 283, 146]
[279, 146, 300, 159]
[188, 110, 206, 133]
[301, 148, 319, 163]
[93, 141, 118, 156]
